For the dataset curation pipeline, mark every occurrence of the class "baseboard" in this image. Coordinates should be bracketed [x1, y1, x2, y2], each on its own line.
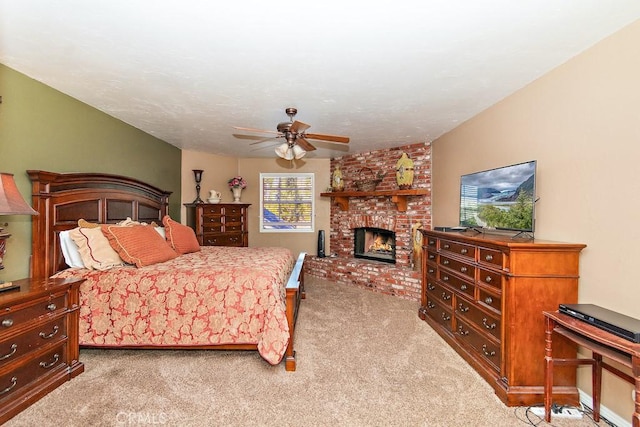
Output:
[579, 388, 631, 427]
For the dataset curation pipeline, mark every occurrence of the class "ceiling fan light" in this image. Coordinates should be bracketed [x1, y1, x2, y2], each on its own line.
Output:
[292, 145, 306, 159]
[275, 143, 294, 160]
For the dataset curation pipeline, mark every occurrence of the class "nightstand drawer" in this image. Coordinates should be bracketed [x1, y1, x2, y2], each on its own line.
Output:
[0, 343, 67, 403]
[0, 294, 66, 333]
[0, 317, 67, 368]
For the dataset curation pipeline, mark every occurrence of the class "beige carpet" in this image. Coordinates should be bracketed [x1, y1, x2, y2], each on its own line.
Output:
[6, 276, 608, 426]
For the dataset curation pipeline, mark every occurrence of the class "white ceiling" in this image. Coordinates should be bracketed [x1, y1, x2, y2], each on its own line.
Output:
[2, 1, 640, 159]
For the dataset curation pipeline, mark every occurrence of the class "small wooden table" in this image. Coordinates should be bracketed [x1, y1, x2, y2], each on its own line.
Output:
[544, 310, 640, 426]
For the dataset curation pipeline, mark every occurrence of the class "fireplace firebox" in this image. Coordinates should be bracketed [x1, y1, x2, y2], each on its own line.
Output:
[354, 227, 396, 264]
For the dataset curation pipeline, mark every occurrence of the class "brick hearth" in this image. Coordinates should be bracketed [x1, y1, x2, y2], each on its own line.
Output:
[305, 141, 432, 301]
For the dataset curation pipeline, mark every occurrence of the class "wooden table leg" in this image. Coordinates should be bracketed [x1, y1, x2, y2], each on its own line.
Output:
[544, 316, 554, 423]
[592, 353, 602, 422]
[633, 355, 640, 427]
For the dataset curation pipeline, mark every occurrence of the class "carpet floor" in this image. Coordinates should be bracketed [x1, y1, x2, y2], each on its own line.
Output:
[6, 276, 609, 426]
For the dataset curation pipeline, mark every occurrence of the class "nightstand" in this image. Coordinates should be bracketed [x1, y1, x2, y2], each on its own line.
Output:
[0, 277, 84, 424]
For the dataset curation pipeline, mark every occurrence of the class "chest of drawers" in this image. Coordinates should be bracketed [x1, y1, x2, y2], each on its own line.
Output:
[185, 203, 250, 247]
[419, 230, 585, 406]
[0, 277, 84, 424]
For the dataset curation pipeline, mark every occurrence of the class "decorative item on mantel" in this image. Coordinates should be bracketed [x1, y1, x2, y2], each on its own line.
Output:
[354, 167, 385, 192]
[207, 190, 221, 204]
[192, 169, 204, 203]
[395, 152, 414, 189]
[228, 176, 247, 202]
[331, 165, 344, 191]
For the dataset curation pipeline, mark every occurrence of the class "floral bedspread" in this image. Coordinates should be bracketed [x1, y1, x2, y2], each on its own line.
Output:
[54, 246, 295, 365]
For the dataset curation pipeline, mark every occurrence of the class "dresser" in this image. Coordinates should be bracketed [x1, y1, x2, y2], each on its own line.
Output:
[185, 203, 250, 247]
[0, 277, 84, 424]
[419, 230, 586, 406]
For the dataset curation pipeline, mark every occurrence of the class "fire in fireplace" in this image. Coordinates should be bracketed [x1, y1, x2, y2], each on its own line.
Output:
[354, 227, 396, 264]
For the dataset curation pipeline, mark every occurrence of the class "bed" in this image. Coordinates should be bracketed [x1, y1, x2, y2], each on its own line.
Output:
[28, 170, 305, 371]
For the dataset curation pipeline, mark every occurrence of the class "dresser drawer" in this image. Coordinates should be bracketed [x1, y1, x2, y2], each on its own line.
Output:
[478, 247, 504, 268]
[0, 317, 67, 368]
[424, 298, 453, 333]
[425, 262, 437, 277]
[456, 318, 501, 373]
[425, 250, 437, 263]
[200, 205, 223, 215]
[478, 288, 502, 314]
[425, 280, 454, 308]
[439, 270, 474, 299]
[224, 206, 245, 216]
[224, 222, 244, 233]
[425, 236, 438, 249]
[0, 343, 68, 403]
[439, 255, 475, 280]
[455, 296, 501, 341]
[440, 239, 476, 261]
[0, 294, 66, 333]
[203, 233, 244, 247]
[477, 267, 503, 291]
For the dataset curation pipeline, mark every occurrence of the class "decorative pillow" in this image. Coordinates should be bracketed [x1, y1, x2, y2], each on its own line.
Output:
[102, 224, 178, 267]
[78, 218, 159, 228]
[69, 227, 124, 270]
[162, 215, 201, 255]
[59, 230, 85, 268]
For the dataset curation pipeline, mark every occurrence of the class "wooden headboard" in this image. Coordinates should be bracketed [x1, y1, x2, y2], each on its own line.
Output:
[28, 170, 172, 279]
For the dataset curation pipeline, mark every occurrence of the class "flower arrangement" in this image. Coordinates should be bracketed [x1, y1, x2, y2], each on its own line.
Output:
[228, 176, 247, 189]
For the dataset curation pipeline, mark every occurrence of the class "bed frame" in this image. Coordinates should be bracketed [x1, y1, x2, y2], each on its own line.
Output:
[28, 170, 305, 371]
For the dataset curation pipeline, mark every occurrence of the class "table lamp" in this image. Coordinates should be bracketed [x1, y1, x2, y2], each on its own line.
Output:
[0, 173, 38, 291]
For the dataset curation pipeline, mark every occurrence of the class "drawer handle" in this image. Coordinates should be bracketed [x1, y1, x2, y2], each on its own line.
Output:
[460, 248, 468, 254]
[442, 275, 449, 282]
[39, 325, 59, 339]
[0, 344, 17, 361]
[484, 296, 493, 305]
[441, 312, 451, 321]
[428, 268, 434, 274]
[428, 254, 435, 260]
[457, 303, 469, 313]
[460, 266, 467, 273]
[428, 240, 435, 245]
[482, 318, 497, 330]
[460, 284, 467, 291]
[427, 283, 435, 291]
[0, 377, 17, 396]
[485, 276, 492, 283]
[482, 344, 496, 357]
[442, 259, 449, 265]
[427, 301, 435, 309]
[441, 292, 451, 301]
[1, 319, 13, 328]
[39, 353, 60, 369]
[485, 254, 493, 262]
[443, 244, 450, 249]
[46, 303, 57, 311]
[457, 326, 469, 336]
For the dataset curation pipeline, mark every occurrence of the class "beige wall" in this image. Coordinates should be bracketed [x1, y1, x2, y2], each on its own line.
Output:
[181, 152, 330, 256]
[432, 20, 640, 420]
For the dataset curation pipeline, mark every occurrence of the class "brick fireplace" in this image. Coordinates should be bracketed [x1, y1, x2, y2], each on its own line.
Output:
[304, 141, 432, 301]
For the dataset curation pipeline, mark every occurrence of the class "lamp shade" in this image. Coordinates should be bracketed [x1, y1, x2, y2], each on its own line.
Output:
[292, 145, 307, 160]
[0, 173, 38, 215]
[275, 143, 294, 160]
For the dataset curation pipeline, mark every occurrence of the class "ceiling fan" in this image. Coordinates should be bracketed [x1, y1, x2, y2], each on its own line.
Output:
[233, 107, 350, 160]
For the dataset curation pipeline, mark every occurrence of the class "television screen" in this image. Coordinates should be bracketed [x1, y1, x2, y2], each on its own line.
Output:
[459, 160, 536, 232]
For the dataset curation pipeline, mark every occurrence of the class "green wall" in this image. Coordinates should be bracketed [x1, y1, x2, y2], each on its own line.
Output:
[0, 64, 182, 281]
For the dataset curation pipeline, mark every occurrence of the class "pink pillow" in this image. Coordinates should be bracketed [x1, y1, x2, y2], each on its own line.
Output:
[162, 215, 201, 255]
[102, 224, 178, 267]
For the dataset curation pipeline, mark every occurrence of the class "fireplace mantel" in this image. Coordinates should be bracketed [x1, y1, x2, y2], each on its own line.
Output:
[320, 189, 430, 212]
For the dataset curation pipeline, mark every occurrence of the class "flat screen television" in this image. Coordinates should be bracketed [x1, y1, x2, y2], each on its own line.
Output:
[459, 160, 537, 233]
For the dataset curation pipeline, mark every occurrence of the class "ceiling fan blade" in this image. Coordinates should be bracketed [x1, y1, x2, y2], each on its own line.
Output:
[232, 133, 274, 141]
[296, 137, 317, 151]
[290, 120, 311, 133]
[249, 136, 279, 145]
[232, 126, 280, 135]
[303, 132, 350, 143]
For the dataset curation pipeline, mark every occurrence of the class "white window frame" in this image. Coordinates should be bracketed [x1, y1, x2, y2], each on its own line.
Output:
[260, 173, 315, 233]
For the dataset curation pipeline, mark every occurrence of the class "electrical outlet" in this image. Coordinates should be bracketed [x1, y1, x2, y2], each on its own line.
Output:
[530, 406, 583, 419]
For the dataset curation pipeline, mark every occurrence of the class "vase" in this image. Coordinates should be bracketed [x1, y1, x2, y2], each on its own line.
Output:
[232, 187, 243, 202]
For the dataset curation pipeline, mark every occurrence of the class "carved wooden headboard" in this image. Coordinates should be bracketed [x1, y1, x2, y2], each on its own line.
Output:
[28, 170, 172, 279]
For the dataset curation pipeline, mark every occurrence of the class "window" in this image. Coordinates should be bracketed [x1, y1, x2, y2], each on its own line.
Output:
[260, 173, 314, 232]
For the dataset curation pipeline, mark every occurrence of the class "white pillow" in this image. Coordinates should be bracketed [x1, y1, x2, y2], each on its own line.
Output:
[59, 229, 85, 268]
[155, 226, 166, 239]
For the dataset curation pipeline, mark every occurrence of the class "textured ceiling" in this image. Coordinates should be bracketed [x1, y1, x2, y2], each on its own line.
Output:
[2, 1, 640, 159]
